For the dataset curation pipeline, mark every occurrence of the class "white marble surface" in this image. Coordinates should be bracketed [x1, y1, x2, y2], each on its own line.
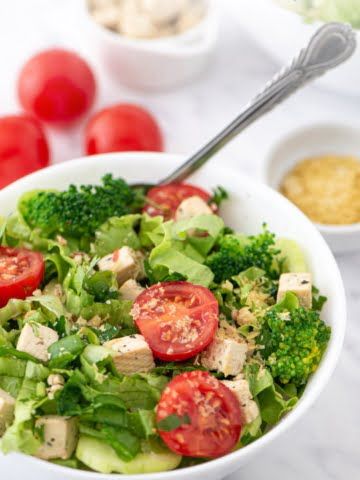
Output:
[0, 1, 359, 479]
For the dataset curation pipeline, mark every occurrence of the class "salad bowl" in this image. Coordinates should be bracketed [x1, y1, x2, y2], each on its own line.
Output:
[0, 152, 346, 480]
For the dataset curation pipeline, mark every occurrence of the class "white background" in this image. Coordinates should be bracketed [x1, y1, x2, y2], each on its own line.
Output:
[0, 1, 359, 479]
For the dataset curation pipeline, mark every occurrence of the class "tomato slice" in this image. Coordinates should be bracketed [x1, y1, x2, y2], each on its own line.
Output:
[157, 371, 243, 458]
[0, 247, 45, 307]
[143, 183, 212, 220]
[132, 281, 218, 361]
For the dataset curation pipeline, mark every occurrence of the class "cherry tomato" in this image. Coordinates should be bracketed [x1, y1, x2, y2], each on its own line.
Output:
[18, 49, 96, 125]
[85, 104, 163, 155]
[143, 183, 212, 220]
[157, 371, 243, 458]
[132, 281, 218, 361]
[0, 115, 50, 189]
[0, 247, 45, 307]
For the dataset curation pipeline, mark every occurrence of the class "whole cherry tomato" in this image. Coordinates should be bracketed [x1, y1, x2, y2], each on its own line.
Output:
[18, 49, 96, 125]
[0, 114, 50, 189]
[85, 104, 163, 155]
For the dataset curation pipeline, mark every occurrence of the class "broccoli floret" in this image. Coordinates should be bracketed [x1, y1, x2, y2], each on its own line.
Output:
[205, 227, 279, 283]
[259, 307, 331, 386]
[21, 174, 141, 239]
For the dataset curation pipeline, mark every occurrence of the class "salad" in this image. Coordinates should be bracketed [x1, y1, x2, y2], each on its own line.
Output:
[275, 0, 360, 29]
[0, 175, 330, 474]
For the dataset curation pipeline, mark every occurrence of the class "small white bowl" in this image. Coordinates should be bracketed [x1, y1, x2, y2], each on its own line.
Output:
[263, 124, 360, 254]
[80, 0, 218, 90]
[0, 152, 346, 480]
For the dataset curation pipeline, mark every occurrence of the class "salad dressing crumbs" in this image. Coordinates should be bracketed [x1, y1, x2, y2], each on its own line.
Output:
[280, 154, 360, 225]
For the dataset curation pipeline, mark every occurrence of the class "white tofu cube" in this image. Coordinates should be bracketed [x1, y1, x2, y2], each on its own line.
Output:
[119, 279, 144, 302]
[277, 272, 312, 308]
[98, 247, 144, 285]
[104, 334, 155, 375]
[0, 388, 15, 436]
[17, 323, 59, 363]
[200, 337, 248, 377]
[35, 416, 78, 460]
[175, 195, 213, 222]
[222, 378, 259, 424]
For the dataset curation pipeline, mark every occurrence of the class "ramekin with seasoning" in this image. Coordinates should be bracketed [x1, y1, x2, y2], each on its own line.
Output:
[80, 0, 218, 90]
[263, 124, 360, 253]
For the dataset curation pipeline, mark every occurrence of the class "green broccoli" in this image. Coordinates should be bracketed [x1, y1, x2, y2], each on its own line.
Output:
[259, 307, 331, 387]
[205, 227, 279, 283]
[20, 174, 142, 239]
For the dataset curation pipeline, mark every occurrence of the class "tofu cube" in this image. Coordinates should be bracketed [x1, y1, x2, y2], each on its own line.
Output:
[277, 272, 312, 308]
[175, 195, 213, 222]
[119, 279, 144, 302]
[0, 388, 15, 436]
[222, 378, 259, 424]
[104, 334, 155, 375]
[98, 246, 144, 285]
[35, 415, 78, 460]
[200, 337, 247, 377]
[17, 323, 59, 363]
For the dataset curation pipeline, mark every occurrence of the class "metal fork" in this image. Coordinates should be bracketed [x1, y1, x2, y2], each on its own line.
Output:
[132, 22, 356, 191]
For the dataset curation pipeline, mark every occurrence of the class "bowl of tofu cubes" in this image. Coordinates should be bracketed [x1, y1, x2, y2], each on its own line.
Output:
[0, 152, 346, 480]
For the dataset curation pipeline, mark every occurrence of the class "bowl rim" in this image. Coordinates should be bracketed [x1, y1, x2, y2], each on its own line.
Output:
[0, 152, 347, 478]
[81, 0, 218, 54]
[262, 122, 360, 234]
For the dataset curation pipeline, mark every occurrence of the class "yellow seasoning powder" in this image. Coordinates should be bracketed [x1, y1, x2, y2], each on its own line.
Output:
[280, 155, 360, 225]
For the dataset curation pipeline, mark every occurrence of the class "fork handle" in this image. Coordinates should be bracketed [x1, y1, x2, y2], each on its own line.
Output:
[160, 22, 356, 185]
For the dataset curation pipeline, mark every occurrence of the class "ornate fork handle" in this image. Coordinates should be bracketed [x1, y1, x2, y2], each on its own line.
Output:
[161, 22, 356, 185]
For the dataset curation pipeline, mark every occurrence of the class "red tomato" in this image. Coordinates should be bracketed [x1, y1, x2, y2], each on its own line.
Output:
[0, 247, 45, 307]
[132, 281, 218, 361]
[143, 183, 212, 220]
[0, 115, 50, 189]
[85, 104, 163, 155]
[157, 371, 243, 458]
[18, 49, 96, 125]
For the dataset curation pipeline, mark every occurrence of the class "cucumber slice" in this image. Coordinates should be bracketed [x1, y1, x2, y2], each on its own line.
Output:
[275, 238, 308, 273]
[76, 435, 182, 474]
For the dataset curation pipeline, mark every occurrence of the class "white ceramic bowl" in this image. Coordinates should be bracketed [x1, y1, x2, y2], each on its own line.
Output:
[80, 0, 218, 90]
[263, 124, 360, 254]
[234, 0, 360, 96]
[0, 153, 346, 480]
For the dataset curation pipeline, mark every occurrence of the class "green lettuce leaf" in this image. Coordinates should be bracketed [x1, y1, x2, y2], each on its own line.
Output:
[48, 335, 86, 368]
[244, 364, 298, 426]
[93, 215, 141, 257]
[1, 379, 46, 455]
[0, 376, 22, 397]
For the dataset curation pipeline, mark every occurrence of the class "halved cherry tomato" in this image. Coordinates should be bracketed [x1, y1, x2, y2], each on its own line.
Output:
[0, 115, 50, 189]
[143, 183, 212, 220]
[132, 281, 218, 361]
[157, 370, 243, 458]
[18, 49, 96, 125]
[0, 247, 45, 307]
[85, 104, 163, 155]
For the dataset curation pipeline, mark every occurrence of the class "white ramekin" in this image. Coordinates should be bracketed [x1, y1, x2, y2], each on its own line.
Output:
[79, 0, 218, 90]
[263, 124, 360, 254]
[0, 152, 346, 480]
